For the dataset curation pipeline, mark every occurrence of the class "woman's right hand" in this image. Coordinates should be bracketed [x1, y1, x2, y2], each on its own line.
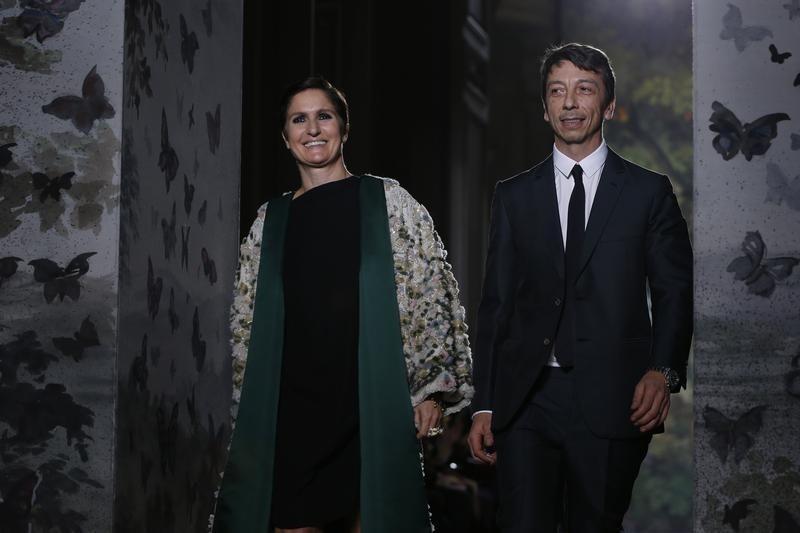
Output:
[414, 399, 443, 439]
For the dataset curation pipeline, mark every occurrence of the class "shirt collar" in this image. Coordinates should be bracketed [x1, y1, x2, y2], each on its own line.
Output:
[553, 141, 608, 181]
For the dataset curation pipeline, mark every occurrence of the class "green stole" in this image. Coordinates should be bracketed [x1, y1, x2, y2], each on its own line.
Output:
[213, 176, 431, 533]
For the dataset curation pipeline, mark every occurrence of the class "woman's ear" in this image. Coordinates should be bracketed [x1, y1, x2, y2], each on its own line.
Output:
[281, 132, 289, 148]
[342, 123, 350, 143]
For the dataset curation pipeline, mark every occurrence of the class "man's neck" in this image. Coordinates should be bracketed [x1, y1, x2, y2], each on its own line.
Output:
[553, 138, 604, 162]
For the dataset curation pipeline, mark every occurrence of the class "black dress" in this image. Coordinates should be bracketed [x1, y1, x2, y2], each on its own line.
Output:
[271, 176, 361, 528]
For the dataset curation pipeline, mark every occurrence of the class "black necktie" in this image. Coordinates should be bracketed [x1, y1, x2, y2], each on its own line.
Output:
[555, 164, 584, 367]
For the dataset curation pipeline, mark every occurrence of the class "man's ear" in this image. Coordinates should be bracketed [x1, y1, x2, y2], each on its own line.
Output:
[604, 99, 616, 120]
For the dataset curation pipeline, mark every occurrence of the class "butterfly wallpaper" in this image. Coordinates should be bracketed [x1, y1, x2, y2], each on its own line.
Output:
[696, 0, 800, 530]
[1, 0, 243, 530]
[115, 0, 243, 531]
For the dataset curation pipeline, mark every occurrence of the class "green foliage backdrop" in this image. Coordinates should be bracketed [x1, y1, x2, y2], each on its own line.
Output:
[561, 1, 694, 531]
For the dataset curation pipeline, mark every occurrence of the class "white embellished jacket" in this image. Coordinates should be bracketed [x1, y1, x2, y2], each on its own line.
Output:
[229, 177, 474, 425]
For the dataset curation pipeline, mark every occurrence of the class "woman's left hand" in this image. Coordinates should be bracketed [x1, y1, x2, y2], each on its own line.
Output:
[414, 399, 443, 439]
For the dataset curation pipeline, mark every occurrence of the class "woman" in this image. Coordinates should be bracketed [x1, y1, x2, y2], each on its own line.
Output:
[211, 77, 473, 533]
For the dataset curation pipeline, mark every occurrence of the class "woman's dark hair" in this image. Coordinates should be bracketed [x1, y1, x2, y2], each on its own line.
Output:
[278, 76, 350, 132]
[539, 43, 615, 108]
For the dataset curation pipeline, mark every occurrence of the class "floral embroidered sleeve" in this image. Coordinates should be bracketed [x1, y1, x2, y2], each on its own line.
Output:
[228, 203, 267, 426]
[384, 179, 474, 415]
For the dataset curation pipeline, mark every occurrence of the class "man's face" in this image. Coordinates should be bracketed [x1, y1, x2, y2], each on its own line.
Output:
[543, 60, 615, 157]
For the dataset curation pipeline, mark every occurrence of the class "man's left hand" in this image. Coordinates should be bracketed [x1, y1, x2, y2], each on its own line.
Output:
[630, 370, 671, 432]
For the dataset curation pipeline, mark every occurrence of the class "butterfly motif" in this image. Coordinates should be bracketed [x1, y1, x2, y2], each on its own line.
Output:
[0, 142, 16, 168]
[794, 73, 800, 87]
[785, 0, 800, 20]
[0, 256, 23, 288]
[724, 499, 758, 532]
[42, 66, 114, 134]
[168, 287, 180, 333]
[201, 247, 217, 285]
[147, 256, 163, 319]
[769, 43, 792, 64]
[180, 14, 199, 74]
[183, 174, 195, 215]
[129, 57, 152, 118]
[130, 334, 149, 393]
[161, 201, 177, 260]
[726, 231, 799, 297]
[158, 108, 179, 193]
[198, 200, 208, 226]
[180, 226, 190, 271]
[17, 0, 84, 42]
[792, 133, 800, 150]
[28, 252, 95, 302]
[52, 315, 100, 361]
[774, 505, 800, 533]
[192, 306, 206, 372]
[206, 103, 221, 154]
[720, 3, 773, 52]
[709, 101, 790, 161]
[703, 404, 767, 463]
[186, 384, 198, 429]
[765, 163, 800, 212]
[202, 0, 213, 36]
[32, 171, 74, 202]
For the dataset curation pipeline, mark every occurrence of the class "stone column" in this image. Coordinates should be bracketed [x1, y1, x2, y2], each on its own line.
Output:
[0, 0, 242, 530]
[694, 1, 800, 530]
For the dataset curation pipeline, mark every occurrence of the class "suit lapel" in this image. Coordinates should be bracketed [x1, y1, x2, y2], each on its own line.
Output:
[531, 157, 565, 280]
[578, 149, 626, 275]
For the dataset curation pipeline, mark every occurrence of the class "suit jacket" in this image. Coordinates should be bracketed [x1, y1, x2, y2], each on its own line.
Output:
[473, 149, 693, 438]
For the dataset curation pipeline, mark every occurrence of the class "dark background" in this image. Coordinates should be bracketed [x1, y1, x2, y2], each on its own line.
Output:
[239, 1, 692, 530]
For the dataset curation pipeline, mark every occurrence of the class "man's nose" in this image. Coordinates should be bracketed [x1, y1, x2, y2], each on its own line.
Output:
[563, 91, 577, 109]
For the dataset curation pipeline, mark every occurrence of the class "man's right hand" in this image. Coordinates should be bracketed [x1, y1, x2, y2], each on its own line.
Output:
[467, 412, 497, 465]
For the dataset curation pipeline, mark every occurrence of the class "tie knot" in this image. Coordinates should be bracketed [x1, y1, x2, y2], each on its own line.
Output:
[571, 164, 584, 184]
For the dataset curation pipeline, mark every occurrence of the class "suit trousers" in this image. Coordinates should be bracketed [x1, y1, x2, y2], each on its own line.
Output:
[494, 367, 651, 533]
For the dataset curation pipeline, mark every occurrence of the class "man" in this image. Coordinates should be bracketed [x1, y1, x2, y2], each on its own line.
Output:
[468, 43, 693, 532]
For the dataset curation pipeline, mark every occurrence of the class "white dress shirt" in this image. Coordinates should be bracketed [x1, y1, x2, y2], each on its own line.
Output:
[547, 141, 608, 367]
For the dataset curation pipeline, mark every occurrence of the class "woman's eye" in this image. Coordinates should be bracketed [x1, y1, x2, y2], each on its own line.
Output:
[291, 115, 305, 124]
[319, 112, 332, 120]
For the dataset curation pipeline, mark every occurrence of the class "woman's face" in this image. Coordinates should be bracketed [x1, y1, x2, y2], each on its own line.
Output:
[282, 88, 348, 169]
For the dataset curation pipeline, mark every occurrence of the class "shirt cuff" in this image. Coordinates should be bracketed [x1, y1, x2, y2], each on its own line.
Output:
[472, 410, 492, 419]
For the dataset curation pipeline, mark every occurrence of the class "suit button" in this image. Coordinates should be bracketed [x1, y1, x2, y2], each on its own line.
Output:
[543, 338, 551, 346]
[554, 298, 561, 306]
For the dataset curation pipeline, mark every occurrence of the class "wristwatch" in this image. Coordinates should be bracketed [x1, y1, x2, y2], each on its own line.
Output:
[651, 366, 681, 393]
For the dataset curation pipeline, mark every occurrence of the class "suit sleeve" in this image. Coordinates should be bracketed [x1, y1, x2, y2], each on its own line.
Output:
[645, 176, 693, 389]
[473, 183, 517, 412]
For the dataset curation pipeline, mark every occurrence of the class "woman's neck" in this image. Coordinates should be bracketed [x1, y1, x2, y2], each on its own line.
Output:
[295, 161, 351, 198]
